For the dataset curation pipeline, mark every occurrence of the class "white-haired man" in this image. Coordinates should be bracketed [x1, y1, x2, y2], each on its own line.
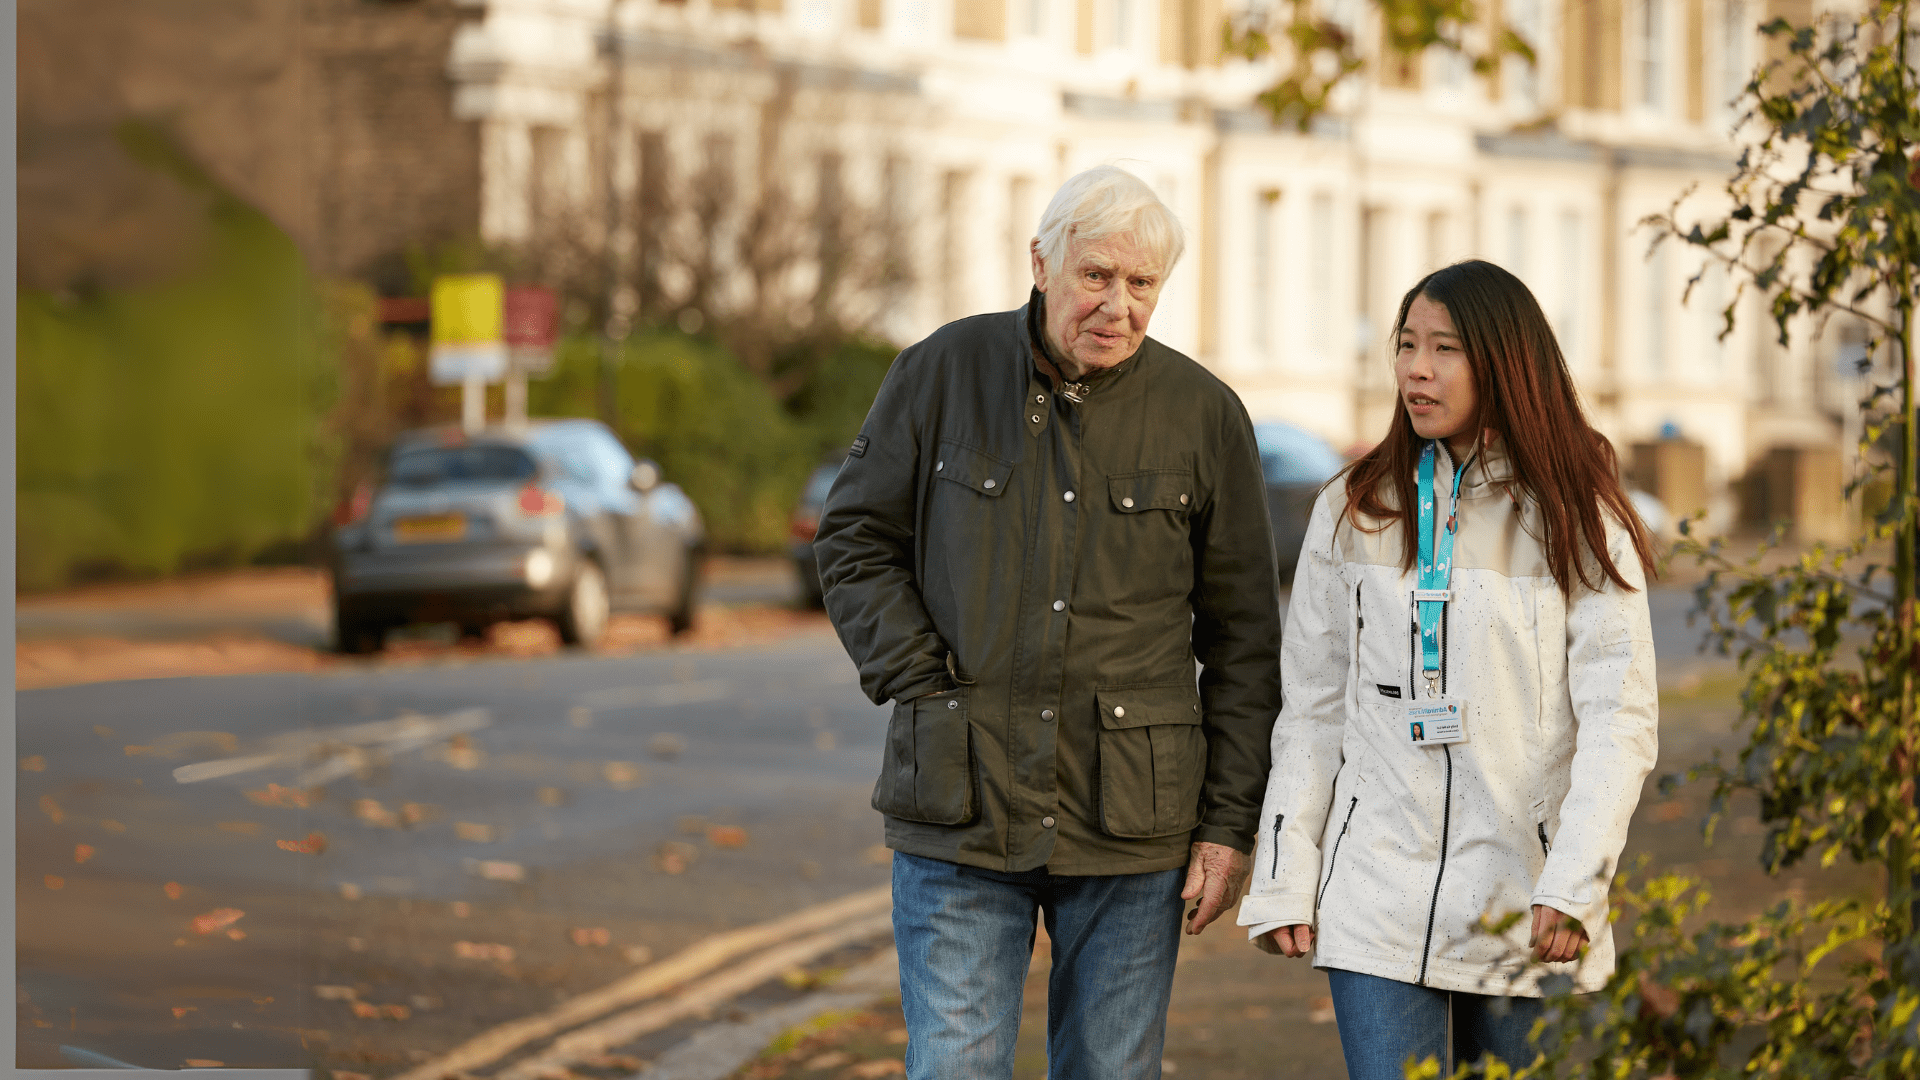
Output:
[815, 165, 1282, 1079]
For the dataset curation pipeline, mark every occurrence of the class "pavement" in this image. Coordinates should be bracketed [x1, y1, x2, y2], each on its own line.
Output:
[16, 557, 1835, 1080]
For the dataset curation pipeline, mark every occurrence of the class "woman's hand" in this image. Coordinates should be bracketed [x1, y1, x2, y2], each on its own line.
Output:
[1530, 905, 1587, 963]
[1254, 923, 1314, 958]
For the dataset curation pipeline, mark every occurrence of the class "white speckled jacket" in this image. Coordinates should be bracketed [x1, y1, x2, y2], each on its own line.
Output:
[1236, 440, 1658, 996]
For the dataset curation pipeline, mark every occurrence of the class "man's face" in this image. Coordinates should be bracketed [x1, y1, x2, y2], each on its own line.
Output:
[1030, 232, 1164, 377]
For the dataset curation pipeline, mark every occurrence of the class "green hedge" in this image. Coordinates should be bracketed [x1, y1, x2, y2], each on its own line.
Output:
[17, 125, 334, 592]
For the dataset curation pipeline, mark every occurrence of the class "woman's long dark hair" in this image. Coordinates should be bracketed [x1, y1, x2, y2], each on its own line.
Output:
[1339, 260, 1656, 597]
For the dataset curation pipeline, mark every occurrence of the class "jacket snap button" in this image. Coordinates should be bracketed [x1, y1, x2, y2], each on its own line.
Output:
[1192, 704, 1199, 713]
[1180, 493, 1189, 505]
[1041, 709, 1055, 721]
[1042, 816, 1056, 828]
[1032, 414, 1042, 423]
[1113, 706, 1126, 718]
[1122, 497, 1135, 508]
[936, 461, 944, 471]
[1035, 394, 1046, 403]
[1064, 490, 1075, 502]
[1052, 600, 1065, 612]
[947, 699, 959, 709]
[983, 478, 996, 489]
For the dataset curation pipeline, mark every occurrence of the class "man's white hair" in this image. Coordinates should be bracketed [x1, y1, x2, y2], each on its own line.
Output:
[1034, 165, 1185, 278]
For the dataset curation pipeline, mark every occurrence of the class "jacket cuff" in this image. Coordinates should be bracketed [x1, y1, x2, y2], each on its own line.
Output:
[1529, 891, 1603, 934]
[1235, 892, 1314, 929]
[1191, 822, 1253, 854]
[887, 673, 956, 704]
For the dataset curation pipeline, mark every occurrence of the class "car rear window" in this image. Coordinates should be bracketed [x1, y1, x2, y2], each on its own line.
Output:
[803, 464, 839, 508]
[1255, 423, 1345, 486]
[390, 446, 538, 486]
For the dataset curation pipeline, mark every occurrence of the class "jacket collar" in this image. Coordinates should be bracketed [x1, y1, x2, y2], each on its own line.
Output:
[1457, 434, 1515, 496]
[1023, 287, 1138, 399]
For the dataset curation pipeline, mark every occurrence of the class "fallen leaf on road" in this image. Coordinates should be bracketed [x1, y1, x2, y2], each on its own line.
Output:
[314, 986, 357, 1001]
[647, 733, 687, 761]
[409, 994, 440, 1011]
[339, 883, 362, 900]
[1242, 1004, 1271, 1020]
[351, 1001, 381, 1019]
[622, 945, 653, 964]
[172, 1006, 197, 1018]
[21, 755, 44, 771]
[94, 725, 114, 738]
[780, 967, 818, 990]
[102, 819, 126, 833]
[74, 844, 94, 864]
[569, 927, 611, 947]
[455, 822, 497, 842]
[537, 786, 566, 806]
[125, 745, 155, 756]
[165, 881, 184, 900]
[245, 784, 311, 809]
[190, 908, 246, 935]
[218, 821, 262, 835]
[39, 795, 62, 824]
[183, 1058, 224, 1068]
[331, 1072, 371, 1080]
[451, 901, 472, 918]
[707, 825, 749, 848]
[227, 928, 247, 941]
[453, 941, 516, 962]
[380, 1003, 411, 1020]
[401, 802, 439, 825]
[467, 859, 525, 882]
[654, 840, 699, 874]
[1308, 995, 1335, 1024]
[603, 760, 645, 789]
[584, 1055, 642, 1071]
[353, 799, 400, 828]
[444, 735, 484, 770]
[44, 875, 65, 890]
[804, 1051, 852, 1070]
[276, 832, 328, 854]
[848, 1061, 906, 1077]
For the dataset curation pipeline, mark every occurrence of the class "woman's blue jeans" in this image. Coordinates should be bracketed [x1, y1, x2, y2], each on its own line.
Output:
[890, 851, 1186, 1080]
[1326, 968, 1544, 1079]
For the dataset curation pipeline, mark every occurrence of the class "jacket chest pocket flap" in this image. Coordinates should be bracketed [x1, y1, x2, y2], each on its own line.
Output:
[1096, 684, 1206, 838]
[935, 441, 1014, 497]
[1108, 470, 1193, 514]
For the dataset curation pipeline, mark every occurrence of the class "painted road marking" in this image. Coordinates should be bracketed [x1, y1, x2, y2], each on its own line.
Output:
[391, 883, 892, 1080]
[171, 708, 492, 784]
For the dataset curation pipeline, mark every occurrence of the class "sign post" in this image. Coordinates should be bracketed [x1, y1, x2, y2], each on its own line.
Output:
[430, 274, 508, 434]
[503, 286, 559, 429]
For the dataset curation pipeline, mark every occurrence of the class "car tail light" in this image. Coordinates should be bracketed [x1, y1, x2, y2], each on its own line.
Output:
[790, 514, 819, 541]
[519, 483, 564, 516]
[332, 484, 372, 526]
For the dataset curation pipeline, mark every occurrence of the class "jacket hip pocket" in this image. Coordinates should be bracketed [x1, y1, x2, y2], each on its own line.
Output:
[872, 688, 977, 826]
[1095, 684, 1207, 838]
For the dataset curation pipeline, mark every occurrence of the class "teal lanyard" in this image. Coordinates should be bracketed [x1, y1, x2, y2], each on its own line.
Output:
[1415, 441, 1464, 699]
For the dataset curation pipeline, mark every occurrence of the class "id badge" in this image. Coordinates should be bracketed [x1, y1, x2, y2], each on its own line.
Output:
[1406, 698, 1467, 746]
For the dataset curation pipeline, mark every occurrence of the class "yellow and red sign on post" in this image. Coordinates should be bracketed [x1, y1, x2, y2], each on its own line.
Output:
[429, 274, 508, 386]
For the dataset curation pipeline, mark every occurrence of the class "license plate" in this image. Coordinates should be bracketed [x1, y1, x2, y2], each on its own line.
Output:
[393, 513, 467, 543]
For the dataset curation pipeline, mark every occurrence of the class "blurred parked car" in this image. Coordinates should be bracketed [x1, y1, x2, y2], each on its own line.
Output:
[330, 419, 704, 653]
[1627, 487, 1671, 536]
[1255, 420, 1347, 584]
[790, 461, 842, 608]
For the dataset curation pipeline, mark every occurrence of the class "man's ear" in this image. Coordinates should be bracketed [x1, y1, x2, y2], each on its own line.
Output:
[1029, 239, 1048, 293]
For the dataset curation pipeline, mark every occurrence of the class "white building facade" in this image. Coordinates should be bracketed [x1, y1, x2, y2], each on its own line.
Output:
[443, 0, 1850, 525]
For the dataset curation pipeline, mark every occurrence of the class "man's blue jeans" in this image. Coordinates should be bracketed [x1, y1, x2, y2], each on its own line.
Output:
[890, 851, 1186, 1080]
[1326, 968, 1544, 1080]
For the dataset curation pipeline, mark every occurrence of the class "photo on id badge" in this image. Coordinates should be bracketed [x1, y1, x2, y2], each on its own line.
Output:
[1407, 699, 1466, 745]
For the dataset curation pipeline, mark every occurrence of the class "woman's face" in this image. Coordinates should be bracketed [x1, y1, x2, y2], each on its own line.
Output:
[1395, 294, 1478, 454]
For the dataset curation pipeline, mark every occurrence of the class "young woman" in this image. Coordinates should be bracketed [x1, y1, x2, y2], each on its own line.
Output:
[1237, 260, 1659, 1077]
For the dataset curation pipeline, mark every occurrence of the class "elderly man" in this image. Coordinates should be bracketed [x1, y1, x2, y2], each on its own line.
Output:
[815, 165, 1282, 1079]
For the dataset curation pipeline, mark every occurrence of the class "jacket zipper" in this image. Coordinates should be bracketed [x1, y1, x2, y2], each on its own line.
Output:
[1355, 583, 1363, 632]
[1270, 813, 1284, 877]
[1538, 822, 1551, 857]
[1317, 797, 1360, 906]
[1417, 595, 1454, 986]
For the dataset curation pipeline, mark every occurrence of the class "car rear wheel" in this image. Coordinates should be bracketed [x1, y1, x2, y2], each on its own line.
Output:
[334, 603, 386, 655]
[667, 545, 703, 637]
[557, 561, 610, 648]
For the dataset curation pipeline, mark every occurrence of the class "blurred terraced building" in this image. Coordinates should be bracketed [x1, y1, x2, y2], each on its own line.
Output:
[22, 0, 1852, 534]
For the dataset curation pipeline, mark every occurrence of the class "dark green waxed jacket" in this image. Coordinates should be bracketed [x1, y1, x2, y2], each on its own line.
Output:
[815, 298, 1283, 875]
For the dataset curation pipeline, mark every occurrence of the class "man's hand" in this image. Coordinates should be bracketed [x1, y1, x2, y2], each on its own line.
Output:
[1180, 842, 1250, 935]
[1529, 905, 1588, 963]
[1253, 924, 1314, 957]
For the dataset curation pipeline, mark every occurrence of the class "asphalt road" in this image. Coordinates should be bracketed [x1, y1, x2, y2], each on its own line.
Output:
[15, 581, 1728, 1074]
[16, 629, 894, 1072]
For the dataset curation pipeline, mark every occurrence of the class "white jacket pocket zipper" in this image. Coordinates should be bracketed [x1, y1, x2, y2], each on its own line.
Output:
[1317, 797, 1360, 906]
